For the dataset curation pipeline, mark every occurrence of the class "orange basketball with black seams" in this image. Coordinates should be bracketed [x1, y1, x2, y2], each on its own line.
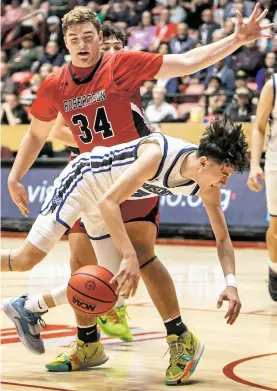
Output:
[67, 265, 118, 316]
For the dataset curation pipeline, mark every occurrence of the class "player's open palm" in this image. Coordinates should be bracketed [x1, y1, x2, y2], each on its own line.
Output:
[217, 286, 242, 325]
[8, 178, 29, 216]
[111, 255, 140, 299]
[234, 3, 274, 45]
[247, 165, 264, 192]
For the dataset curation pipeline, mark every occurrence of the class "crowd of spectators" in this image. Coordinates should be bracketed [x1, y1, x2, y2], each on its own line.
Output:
[1, 0, 277, 127]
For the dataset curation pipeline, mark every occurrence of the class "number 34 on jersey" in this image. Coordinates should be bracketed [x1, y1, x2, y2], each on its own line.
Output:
[72, 107, 114, 144]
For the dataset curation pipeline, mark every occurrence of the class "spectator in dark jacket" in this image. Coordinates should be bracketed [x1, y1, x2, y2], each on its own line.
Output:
[45, 15, 66, 51]
[205, 59, 235, 93]
[256, 52, 277, 91]
[35, 41, 65, 71]
[232, 41, 264, 79]
[183, 0, 212, 30]
[1, 93, 29, 125]
[225, 87, 253, 122]
[105, 1, 140, 27]
[198, 9, 220, 45]
[169, 23, 195, 54]
[234, 70, 253, 98]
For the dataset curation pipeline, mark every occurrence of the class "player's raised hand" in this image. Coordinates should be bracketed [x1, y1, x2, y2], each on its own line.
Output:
[234, 3, 274, 45]
[110, 255, 140, 299]
[247, 165, 264, 192]
[8, 178, 29, 216]
[217, 286, 242, 325]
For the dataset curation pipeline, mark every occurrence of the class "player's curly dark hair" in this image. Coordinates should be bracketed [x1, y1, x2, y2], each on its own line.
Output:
[101, 24, 126, 45]
[198, 115, 248, 173]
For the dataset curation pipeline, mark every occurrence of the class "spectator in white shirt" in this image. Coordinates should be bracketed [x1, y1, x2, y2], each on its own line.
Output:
[145, 86, 178, 123]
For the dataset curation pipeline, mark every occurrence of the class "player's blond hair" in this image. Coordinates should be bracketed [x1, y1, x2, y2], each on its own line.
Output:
[62, 7, 101, 35]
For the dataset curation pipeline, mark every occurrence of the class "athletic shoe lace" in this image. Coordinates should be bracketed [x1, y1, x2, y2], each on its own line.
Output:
[116, 306, 131, 324]
[29, 315, 46, 336]
[106, 308, 120, 324]
[69, 340, 83, 356]
[163, 338, 185, 363]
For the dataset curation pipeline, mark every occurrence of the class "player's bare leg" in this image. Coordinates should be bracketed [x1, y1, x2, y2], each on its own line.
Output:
[68, 232, 131, 339]
[267, 216, 277, 301]
[126, 221, 180, 321]
[126, 220, 204, 385]
[68, 232, 99, 326]
[1, 240, 46, 272]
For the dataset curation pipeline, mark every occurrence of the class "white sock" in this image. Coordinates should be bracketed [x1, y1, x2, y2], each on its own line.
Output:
[164, 316, 180, 323]
[77, 323, 96, 328]
[25, 294, 49, 313]
[50, 284, 69, 307]
[115, 295, 125, 308]
[269, 260, 277, 274]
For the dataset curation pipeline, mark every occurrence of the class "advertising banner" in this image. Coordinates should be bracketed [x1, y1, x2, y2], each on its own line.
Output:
[159, 171, 268, 228]
[1, 168, 268, 228]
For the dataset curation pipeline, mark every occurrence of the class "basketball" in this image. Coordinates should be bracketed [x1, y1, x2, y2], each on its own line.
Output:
[67, 265, 118, 316]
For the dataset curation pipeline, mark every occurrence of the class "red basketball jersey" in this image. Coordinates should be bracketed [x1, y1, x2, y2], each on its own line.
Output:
[30, 51, 163, 153]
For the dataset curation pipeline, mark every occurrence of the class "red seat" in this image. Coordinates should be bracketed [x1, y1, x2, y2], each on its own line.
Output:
[185, 84, 204, 95]
[177, 103, 199, 118]
[11, 72, 33, 85]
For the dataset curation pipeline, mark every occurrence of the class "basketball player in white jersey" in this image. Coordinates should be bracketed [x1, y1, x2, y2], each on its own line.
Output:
[2, 116, 246, 384]
[248, 73, 277, 301]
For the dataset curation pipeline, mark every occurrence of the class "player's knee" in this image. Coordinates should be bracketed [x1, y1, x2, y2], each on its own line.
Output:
[140, 255, 158, 271]
[132, 240, 154, 265]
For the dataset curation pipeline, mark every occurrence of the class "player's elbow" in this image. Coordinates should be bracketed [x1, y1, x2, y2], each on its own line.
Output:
[180, 57, 200, 76]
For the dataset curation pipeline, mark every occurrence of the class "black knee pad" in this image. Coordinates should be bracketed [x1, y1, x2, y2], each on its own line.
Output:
[140, 255, 157, 270]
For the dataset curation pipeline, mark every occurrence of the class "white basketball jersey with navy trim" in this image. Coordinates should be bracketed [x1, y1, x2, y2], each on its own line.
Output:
[268, 73, 277, 152]
[88, 133, 199, 200]
[36, 133, 199, 245]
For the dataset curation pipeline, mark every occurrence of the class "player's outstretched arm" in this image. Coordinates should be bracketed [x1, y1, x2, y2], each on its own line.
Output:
[248, 79, 273, 192]
[98, 143, 162, 298]
[155, 3, 274, 79]
[52, 112, 77, 147]
[8, 117, 55, 216]
[200, 186, 242, 325]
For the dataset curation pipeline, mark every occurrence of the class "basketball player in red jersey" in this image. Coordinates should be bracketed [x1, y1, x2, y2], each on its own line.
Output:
[5, 4, 272, 378]
[51, 25, 141, 344]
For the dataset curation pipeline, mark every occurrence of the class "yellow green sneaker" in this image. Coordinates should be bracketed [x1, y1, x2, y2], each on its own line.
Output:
[97, 306, 133, 342]
[115, 305, 133, 342]
[165, 331, 204, 385]
[45, 337, 108, 372]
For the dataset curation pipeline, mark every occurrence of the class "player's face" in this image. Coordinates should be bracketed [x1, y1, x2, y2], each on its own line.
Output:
[196, 157, 234, 190]
[64, 22, 103, 67]
[101, 37, 124, 53]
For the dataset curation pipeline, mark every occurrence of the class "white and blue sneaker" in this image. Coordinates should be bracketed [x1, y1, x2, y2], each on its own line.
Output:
[3, 295, 47, 355]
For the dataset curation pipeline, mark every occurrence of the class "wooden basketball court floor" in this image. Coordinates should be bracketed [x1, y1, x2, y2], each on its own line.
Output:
[1, 238, 276, 391]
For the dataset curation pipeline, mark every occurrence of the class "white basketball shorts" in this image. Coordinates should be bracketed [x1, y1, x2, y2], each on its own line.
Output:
[265, 149, 277, 217]
[27, 153, 122, 273]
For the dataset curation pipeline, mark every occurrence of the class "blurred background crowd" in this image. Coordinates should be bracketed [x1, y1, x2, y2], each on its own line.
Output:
[1, 0, 277, 128]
